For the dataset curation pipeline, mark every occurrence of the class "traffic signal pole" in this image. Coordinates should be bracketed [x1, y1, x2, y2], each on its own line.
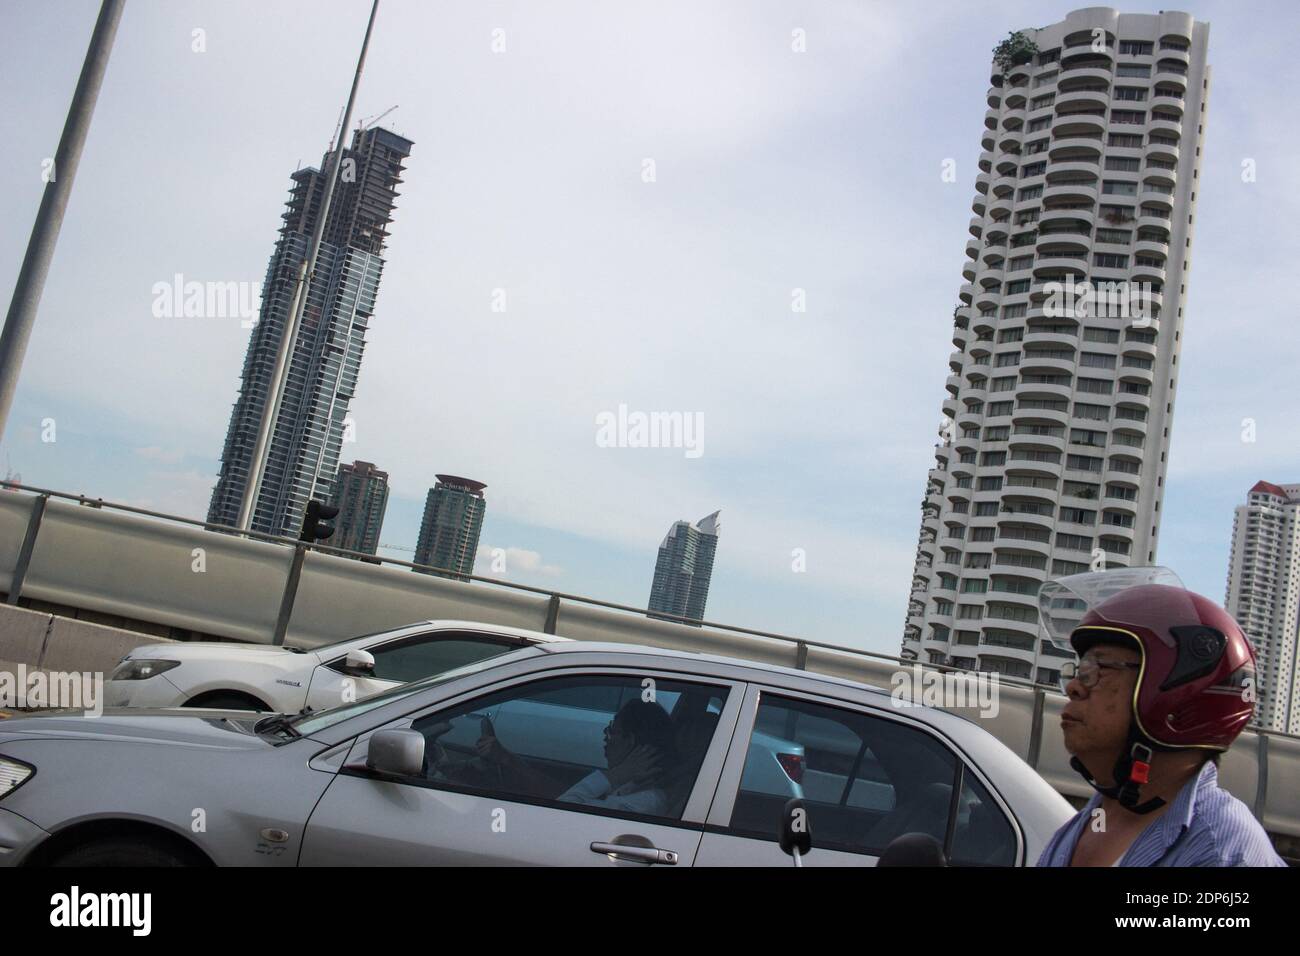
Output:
[0, 0, 125, 446]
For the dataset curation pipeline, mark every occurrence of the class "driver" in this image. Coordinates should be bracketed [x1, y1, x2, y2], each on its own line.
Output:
[463, 698, 678, 815]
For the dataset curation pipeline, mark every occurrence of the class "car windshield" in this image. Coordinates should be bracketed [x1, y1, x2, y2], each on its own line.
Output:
[290, 647, 535, 736]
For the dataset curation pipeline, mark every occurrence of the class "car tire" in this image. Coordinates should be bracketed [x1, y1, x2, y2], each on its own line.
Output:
[51, 836, 196, 867]
[184, 692, 269, 711]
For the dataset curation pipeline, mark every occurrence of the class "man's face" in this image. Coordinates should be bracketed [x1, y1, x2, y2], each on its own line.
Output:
[603, 718, 634, 767]
[1061, 644, 1141, 763]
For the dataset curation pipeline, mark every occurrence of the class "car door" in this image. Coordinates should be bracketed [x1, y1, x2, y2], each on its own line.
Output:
[304, 631, 521, 712]
[696, 685, 1021, 866]
[299, 669, 743, 866]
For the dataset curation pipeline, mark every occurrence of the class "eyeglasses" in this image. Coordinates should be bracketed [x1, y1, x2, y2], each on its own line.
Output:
[1060, 657, 1140, 690]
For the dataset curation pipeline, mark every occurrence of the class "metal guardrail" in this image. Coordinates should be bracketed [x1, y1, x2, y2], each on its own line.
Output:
[0, 480, 1297, 841]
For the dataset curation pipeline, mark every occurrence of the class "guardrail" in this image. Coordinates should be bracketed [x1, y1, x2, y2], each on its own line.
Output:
[0, 481, 1296, 842]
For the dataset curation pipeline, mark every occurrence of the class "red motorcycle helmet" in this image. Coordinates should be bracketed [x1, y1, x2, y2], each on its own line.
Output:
[1041, 568, 1256, 752]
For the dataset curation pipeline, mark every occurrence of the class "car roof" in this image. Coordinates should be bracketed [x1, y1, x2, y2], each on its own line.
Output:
[533, 639, 896, 700]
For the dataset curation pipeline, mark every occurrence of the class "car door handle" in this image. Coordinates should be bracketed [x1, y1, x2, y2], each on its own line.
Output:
[590, 841, 679, 865]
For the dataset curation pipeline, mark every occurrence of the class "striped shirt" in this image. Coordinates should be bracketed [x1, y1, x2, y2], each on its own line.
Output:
[1037, 762, 1286, 867]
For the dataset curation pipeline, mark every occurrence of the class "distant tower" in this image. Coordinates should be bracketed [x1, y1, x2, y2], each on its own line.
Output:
[414, 475, 487, 580]
[1225, 481, 1300, 734]
[648, 511, 721, 626]
[207, 126, 414, 537]
[329, 460, 390, 557]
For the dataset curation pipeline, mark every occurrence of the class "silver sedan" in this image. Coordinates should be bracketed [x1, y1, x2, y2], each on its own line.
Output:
[0, 641, 1072, 866]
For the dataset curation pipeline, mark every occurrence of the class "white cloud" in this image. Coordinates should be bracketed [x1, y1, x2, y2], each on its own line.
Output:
[475, 544, 562, 580]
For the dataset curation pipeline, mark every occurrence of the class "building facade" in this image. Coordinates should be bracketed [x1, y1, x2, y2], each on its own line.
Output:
[329, 460, 390, 557]
[208, 126, 413, 538]
[648, 511, 720, 625]
[902, 9, 1211, 683]
[414, 475, 487, 579]
[1225, 481, 1300, 734]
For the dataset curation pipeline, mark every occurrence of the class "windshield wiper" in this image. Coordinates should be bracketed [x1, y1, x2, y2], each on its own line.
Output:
[253, 712, 303, 737]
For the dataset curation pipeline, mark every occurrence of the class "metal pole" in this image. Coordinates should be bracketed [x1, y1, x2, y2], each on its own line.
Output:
[0, 0, 125, 444]
[236, 0, 381, 531]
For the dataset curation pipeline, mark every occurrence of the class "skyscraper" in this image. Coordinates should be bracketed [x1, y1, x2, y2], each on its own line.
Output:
[901, 9, 1210, 683]
[648, 511, 720, 625]
[1225, 481, 1300, 734]
[414, 475, 487, 579]
[208, 126, 413, 538]
[329, 460, 390, 557]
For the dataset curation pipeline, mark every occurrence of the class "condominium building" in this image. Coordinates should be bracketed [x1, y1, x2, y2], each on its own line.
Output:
[648, 511, 720, 625]
[208, 126, 413, 538]
[414, 476, 487, 580]
[329, 460, 390, 557]
[902, 9, 1211, 683]
[1225, 481, 1300, 734]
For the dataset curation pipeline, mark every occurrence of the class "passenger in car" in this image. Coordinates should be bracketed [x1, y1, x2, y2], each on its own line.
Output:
[557, 700, 679, 816]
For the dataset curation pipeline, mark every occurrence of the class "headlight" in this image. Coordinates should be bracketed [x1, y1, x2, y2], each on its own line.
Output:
[0, 757, 34, 800]
[109, 659, 181, 681]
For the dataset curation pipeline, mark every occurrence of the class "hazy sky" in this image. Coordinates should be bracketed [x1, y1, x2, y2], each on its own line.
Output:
[1, 0, 1297, 655]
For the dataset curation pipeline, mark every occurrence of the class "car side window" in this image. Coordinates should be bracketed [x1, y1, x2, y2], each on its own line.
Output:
[731, 694, 1003, 860]
[409, 675, 729, 822]
[365, 635, 516, 684]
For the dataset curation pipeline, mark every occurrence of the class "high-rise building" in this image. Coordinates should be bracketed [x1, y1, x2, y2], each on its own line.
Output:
[207, 126, 413, 538]
[648, 511, 720, 625]
[1225, 481, 1300, 734]
[901, 9, 1211, 683]
[329, 460, 390, 557]
[414, 476, 487, 579]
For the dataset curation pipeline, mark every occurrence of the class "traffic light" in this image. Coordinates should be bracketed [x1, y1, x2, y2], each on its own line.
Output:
[299, 500, 340, 543]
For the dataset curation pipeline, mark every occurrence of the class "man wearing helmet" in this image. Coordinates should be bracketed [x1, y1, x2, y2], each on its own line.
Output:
[1036, 575, 1284, 867]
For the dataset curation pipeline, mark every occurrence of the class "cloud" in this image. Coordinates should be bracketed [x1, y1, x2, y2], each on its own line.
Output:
[475, 544, 562, 580]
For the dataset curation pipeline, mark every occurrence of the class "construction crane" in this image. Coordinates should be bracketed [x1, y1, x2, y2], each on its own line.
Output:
[357, 105, 398, 132]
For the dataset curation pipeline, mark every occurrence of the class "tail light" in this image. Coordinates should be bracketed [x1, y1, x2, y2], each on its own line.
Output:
[776, 752, 804, 784]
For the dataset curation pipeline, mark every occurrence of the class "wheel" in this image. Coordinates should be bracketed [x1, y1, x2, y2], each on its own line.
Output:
[51, 836, 195, 867]
[184, 692, 269, 711]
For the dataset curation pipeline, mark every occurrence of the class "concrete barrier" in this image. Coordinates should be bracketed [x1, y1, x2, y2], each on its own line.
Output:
[0, 604, 173, 675]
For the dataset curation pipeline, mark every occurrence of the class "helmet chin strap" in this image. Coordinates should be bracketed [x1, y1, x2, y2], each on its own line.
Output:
[1070, 726, 1167, 815]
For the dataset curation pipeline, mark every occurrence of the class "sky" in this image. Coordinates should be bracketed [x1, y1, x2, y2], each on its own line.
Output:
[0, 0, 1297, 656]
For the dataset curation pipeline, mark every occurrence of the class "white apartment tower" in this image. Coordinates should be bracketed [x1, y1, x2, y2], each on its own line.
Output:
[902, 9, 1211, 683]
[1226, 482, 1300, 734]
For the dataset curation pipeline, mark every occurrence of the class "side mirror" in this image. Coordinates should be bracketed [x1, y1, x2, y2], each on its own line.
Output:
[342, 648, 376, 677]
[778, 798, 812, 866]
[364, 729, 425, 778]
[877, 832, 948, 867]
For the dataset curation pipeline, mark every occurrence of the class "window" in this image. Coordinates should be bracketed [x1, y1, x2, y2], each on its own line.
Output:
[995, 352, 1021, 367]
[974, 502, 1000, 516]
[1060, 507, 1097, 525]
[961, 578, 989, 592]
[1073, 402, 1109, 421]
[1018, 185, 1043, 201]
[1104, 157, 1141, 172]
[1119, 40, 1153, 55]
[731, 695, 1014, 864]
[1067, 453, 1103, 472]
[1114, 87, 1147, 101]
[1070, 427, 1107, 446]
[1080, 351, 1117, 368]
[1101, 182, 1137, 197]
[1021, 161, 1047, 178]
[1057, 532, 1094, 552]
[410, 674, 730, 822]
[1083, 327, 1120, 343]
[1031, 94, 1055, 110]
[336, 633, 517, 684]
[1108, 133, 1143, 148]
[1027, 116, 1052, 133]
[987, 401, 1014, 417]
[1077, 377, 1113, 394]
[1117, 63, 1151, 77]
[1110, 110, 1146, 125]
[1005, 279, 1031, 295]
[977, 476, 1004, 491]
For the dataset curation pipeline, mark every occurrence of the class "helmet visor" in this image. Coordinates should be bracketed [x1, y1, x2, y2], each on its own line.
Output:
[1039, 566, 1187, 652]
